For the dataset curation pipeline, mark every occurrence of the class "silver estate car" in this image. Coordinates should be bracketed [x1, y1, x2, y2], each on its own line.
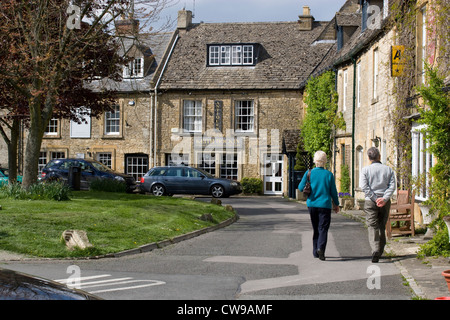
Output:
[140, 166, 242, 198]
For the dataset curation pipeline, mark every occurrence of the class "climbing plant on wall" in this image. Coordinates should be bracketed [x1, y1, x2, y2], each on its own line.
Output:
[300, 71, 345, 162]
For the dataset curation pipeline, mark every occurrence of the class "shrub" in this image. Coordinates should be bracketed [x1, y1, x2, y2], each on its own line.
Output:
[0, 181, 71, 201]
[89, 178, 127, 193]
[418, 221, 450, 258]
[241, 177, 263, 194]
[340, 164, 350, 193]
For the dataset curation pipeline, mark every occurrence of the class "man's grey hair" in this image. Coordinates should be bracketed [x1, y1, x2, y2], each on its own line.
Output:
[367, 147, 381, 161]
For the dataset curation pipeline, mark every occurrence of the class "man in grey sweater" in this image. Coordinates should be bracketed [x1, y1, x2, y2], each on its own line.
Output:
[360, 147, 396, 262]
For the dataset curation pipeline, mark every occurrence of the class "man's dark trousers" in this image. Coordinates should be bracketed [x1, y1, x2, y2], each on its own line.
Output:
[308, 207, 331, 257]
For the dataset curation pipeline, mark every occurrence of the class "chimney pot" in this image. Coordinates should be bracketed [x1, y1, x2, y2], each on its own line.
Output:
[298, 6, 314, 31]
[303, 6, 311, 16]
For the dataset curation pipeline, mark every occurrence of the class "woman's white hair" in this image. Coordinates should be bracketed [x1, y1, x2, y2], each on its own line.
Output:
[313, 151, 327, 167]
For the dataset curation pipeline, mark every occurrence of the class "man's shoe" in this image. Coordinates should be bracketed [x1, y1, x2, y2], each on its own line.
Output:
[317, 249, 325, 261]
[371, 252, 380, 263]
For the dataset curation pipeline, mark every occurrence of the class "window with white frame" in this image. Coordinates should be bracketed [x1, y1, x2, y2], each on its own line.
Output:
[232, 46, 242, 65]
[183, 100, 202, 133]
[166, 153, 189, 166]
[70, 107, 91, 138]
[105, 105, 120, 135]
[45, 118, 59, 136]
[38, 152, 47, 174]
[356, 146, 363, 189]
[411, 123, 433, 200]
[199, 153, 216, 176]
[419, 6, 427, 85]
[356, 62, 361, 108]
[373, 48, 379, 100]
[343, 69, 348, 111]
[220, 153, 238, 180]
[123, 57, 144, 78]
[243, 45, 254, 65]
[126, 154, 149, 182]
[221, 46, 231, 65]
[51, 151, 65, 160]
[209, 46, 220, 65]
[97, 152, 112, 169]
[208, 44, 256, 66]
[235, 100, 254, 132]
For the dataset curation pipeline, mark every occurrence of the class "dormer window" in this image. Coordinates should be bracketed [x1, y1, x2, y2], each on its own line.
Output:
[124, 57, 144, 78]
[208, 44, 256, 66]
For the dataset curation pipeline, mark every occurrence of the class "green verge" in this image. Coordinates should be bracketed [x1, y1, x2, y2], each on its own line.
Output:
[0, 191, 235, 258]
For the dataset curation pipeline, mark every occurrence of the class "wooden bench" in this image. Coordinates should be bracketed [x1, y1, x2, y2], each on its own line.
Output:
[386, 189, 415, 238]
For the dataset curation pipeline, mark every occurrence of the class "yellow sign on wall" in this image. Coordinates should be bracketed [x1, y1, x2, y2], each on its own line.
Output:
[391, 45, 405, 77]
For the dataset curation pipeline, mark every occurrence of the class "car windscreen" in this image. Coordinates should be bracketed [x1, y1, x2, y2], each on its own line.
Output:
[194, 168, 214, 178]
[89, 161, 113, 173]
[148, 168, 168, 176]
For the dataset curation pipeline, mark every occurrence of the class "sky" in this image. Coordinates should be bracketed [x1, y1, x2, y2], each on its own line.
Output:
[157, 0, 347, 27]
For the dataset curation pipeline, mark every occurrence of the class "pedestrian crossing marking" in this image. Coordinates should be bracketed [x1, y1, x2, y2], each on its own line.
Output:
[55, 274, 165, 294]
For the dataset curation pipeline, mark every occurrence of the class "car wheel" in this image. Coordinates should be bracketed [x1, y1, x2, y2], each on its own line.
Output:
[211, 184, 225, 198]
[151, 184, 166, 196]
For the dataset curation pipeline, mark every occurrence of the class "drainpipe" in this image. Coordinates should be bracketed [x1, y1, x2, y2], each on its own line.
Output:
[151, 34, 179, 167]
[333, 68, 338, 177]
[149, 91, 154, 167]
[351, 57, 357, 198]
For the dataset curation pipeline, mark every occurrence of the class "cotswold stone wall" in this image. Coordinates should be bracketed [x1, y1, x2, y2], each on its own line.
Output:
[40, 95, 152, 174]
[156, 89, 303, 181]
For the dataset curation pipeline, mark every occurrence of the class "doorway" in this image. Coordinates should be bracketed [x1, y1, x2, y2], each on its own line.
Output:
[263, 154, 283, 195]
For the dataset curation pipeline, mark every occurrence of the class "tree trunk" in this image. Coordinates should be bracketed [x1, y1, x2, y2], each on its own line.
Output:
[21, 98, 48, 189]
[7, 118, 20, 184]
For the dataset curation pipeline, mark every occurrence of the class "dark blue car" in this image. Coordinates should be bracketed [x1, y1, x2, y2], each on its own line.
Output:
[140, 166, 242, 198]
[41, 158, 137, 192]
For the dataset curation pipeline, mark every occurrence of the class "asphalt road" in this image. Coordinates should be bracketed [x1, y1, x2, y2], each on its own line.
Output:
[3, 196, 412, 300]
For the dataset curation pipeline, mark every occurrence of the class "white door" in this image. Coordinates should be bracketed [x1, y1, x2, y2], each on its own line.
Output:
[263, 154, 283, 195]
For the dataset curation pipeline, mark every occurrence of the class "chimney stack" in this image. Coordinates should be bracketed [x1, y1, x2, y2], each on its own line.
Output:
[177, 9, 193, 32]
[298, 6, 314, 31]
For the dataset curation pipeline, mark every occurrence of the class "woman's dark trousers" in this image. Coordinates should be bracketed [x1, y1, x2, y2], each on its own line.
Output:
[308, 207, 331, 257]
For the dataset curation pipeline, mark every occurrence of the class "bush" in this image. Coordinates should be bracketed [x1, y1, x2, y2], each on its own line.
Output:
[418, 221, 450, 258]
[340, 164, 350, 193]
[89, 178, 127, 193]
[0, 181, 71, 201]
[241, 177, 263, 194]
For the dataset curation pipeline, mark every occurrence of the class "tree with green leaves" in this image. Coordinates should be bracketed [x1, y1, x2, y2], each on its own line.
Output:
[300, 71, 345, 162]
[416, 65, 450, 257]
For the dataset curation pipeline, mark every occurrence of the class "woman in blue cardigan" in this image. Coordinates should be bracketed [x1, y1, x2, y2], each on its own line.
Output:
[298, 151, 340, 260]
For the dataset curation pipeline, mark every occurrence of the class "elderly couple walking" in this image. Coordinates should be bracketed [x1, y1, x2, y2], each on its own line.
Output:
[298, 147, 395, 262]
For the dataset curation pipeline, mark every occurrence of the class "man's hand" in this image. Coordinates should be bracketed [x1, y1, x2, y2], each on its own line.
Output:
[376, 198, 386, 207]
[333, 204, 340, 213]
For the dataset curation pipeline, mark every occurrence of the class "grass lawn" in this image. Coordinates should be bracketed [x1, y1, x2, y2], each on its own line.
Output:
[0, 191, 235, 258]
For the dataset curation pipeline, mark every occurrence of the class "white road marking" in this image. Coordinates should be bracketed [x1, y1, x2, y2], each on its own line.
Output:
[55, 274, 165, 294]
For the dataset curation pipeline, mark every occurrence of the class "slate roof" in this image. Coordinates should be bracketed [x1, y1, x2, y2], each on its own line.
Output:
[158, 21, 336, 90]
[87, 32, 174, 93]
[335, 12, 361, 27]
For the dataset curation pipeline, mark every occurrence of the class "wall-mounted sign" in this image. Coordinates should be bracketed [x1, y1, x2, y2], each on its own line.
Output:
[391, 45, 406, 77]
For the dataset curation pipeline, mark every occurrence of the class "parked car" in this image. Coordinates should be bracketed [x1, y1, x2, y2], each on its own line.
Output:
[40, 158, 137, 192]
[0, 168, 22, 186]
[0, 267, 101, 300]
[140, 166, 242, 198]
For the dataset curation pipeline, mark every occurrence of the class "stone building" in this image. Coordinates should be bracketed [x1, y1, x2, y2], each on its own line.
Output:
[38, 20, 175, 182]
[153, 8, 336, 195]
[329, 0, 448, 228]
[331, 0, 396, 197]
